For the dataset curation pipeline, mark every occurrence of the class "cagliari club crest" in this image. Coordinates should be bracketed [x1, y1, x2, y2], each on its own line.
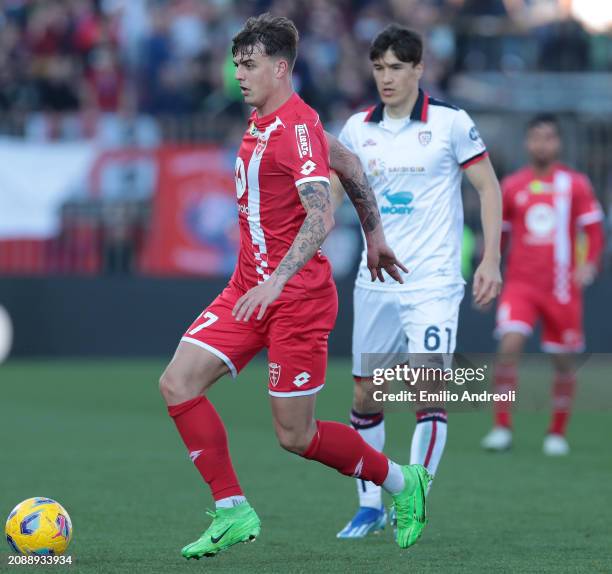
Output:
[269, 362, 281, 387]
[418, 130, 432, 146]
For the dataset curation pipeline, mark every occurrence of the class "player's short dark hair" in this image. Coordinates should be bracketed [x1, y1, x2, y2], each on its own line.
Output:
[369, 24, 423, 65]
[232, 13, 299, 69]
[527, 113, 560, 134]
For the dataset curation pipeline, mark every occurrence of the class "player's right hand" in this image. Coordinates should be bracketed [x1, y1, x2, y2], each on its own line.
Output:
[232, 280, 283, 322]
[366, 241, 409, 283]
[472, 258, 502, 307]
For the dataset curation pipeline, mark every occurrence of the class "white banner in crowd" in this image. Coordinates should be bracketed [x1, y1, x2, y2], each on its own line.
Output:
[0, 138, 96, 239]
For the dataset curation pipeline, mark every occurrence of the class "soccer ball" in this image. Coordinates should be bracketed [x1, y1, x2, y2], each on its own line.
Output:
[5, 498, 72, 555]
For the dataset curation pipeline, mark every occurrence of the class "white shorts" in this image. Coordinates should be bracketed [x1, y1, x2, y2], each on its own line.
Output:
[352, 284, 464, 377]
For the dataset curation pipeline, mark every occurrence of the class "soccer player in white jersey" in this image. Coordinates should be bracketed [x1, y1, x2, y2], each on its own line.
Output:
[334, 24, 503, 538]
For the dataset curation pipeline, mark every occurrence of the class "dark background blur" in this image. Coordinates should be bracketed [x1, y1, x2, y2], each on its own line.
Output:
[0, 0, 611, 358]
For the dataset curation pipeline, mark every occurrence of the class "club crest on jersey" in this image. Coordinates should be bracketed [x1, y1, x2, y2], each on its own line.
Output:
[269, 362, 282, 387]
[418, 130, 432, 146]
[295, 124, 312, 158]
[254, 135, 268, 157]
[367, 158, 386, 177]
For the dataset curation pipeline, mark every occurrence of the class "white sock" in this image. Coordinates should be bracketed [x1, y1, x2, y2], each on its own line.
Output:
[382, 460, 405, 495]
[351, 410, 385, 508]
[215, 495, 247, 509]
[410, 410, 448, 478]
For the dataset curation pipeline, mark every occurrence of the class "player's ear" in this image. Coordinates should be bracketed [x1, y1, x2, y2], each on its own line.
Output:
[414, 61, 424, 80]
[274, 58, 289, 79]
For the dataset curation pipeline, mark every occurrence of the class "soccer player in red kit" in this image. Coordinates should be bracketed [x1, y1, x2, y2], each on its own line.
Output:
[482, 114, 604, 455]
[159, 14, 431, 558]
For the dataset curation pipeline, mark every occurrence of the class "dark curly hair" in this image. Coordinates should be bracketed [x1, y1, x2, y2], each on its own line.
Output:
[232, 13, 299, 70]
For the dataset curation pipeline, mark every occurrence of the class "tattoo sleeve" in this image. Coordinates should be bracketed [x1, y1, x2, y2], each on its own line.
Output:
[273, 180, 333, 287]
[326, 131, 381, 235]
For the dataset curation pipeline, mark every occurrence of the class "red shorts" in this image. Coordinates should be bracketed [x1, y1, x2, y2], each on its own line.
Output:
[495, 282, 584, 352]
[181, 282, 338, 396]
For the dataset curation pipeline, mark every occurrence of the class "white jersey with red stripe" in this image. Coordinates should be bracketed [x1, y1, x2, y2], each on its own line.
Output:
[501, 163, 604, 302]
[339, 89, 487, 291]
[231, 92, 334, 301]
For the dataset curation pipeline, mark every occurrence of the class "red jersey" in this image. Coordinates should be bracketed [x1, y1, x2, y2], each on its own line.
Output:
[501, 163, 604, 302]
[231, 93, 334, 300]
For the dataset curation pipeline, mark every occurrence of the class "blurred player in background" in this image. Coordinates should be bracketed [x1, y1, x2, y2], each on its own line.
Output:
[0, 304, 13, 363]
[482, 114, 605, 456]
[333, 24, 502, 538]
[159, 14, 433, 559]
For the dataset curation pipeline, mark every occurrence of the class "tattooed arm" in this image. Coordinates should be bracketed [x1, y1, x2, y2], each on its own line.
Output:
[232, 180, 334, 322]
[325, 130, 408, 283]
[274, 179, 334, 286]
[326, 130, 381, 236]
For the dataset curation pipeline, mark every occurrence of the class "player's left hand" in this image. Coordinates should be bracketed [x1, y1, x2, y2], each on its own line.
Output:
[574, 262, 597, 287]
[367, 240, 409, 283]
[232, 280, 283, 322]
[473, 258, 502, 307]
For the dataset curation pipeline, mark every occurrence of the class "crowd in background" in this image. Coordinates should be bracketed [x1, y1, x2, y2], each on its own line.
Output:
[0, 0, 608, 125]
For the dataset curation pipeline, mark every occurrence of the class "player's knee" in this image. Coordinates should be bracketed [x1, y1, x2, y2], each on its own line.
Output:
[159, 368, 197, 405]
[353, 378, 378, 413]
[552, 354, 575, 375]
[159, 369, 178, 403]
[498, 333, 525, 360]
[276, 428, 311, 455]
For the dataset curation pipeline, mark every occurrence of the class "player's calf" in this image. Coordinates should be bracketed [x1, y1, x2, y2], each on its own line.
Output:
[352, 376, 383, 414]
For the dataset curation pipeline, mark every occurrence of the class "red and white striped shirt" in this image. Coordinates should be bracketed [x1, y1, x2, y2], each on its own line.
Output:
[502, 163, 604, 302]
[231, 93, 335, 300]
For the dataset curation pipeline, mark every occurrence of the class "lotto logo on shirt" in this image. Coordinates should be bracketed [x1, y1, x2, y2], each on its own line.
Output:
[295, 124, 312, 158]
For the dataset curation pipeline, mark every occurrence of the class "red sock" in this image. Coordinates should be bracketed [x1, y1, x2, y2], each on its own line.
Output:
[302, 420, 389, 485]
[493, 364, 517, 428]
[168, 396, 243, 500]
[548, 372, 576, 436]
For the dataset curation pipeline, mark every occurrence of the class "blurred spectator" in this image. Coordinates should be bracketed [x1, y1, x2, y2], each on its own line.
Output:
[83, 45, 125, 113]
[538, 17, 590, 71]
[1, 0, 608, 121]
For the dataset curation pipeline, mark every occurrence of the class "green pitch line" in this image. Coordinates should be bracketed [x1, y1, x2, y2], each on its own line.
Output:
[0, 359, 610, 573]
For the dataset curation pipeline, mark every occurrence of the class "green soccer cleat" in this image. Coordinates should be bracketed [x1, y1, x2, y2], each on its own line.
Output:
[391, 464, 432, 549]
[181, 503, 261, 559]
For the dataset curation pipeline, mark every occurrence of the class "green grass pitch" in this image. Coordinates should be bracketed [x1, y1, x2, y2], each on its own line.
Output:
[1, 359, 610, 573]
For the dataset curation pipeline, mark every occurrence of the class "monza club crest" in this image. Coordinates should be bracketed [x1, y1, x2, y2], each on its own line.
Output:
[254, 135, 268, 157]
[269, 362, 282, 387]
[418, 130, 432, 146]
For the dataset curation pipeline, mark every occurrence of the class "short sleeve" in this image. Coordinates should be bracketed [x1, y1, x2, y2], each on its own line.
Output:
[451, 109, 488, 169]
[574, 175, 603, 227]
[276, 122, 331, 188]
[338, 118, 356, 153]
